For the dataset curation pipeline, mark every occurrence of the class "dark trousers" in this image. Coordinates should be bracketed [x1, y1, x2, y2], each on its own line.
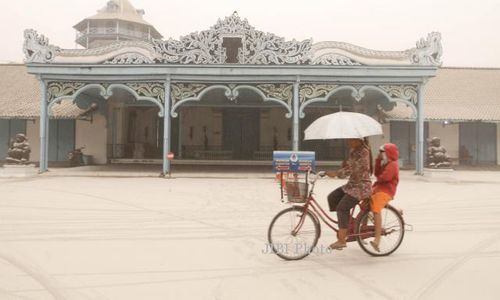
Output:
[327, 187, 359, 229]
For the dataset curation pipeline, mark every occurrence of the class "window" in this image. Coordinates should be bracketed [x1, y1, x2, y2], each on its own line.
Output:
[222, 37, 243, 63]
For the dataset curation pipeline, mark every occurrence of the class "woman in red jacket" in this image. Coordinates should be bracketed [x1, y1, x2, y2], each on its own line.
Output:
[370, 143, 399, 252]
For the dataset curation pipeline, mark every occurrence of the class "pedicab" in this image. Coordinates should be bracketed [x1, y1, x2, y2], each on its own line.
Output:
[268, 112, 407, 260]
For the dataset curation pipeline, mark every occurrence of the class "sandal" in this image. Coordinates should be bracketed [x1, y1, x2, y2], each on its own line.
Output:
[370, 241, 380, 252]
[328, 241, 347, 250]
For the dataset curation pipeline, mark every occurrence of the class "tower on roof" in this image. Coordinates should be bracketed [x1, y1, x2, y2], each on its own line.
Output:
[73, 0, 162, 49]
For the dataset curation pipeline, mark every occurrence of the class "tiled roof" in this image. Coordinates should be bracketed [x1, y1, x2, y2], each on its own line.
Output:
[0, 65, 84, 119]
[387, 67, 500, 121]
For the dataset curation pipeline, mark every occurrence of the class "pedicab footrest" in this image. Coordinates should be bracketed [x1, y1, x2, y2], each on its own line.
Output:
[284, 181, 308, 203]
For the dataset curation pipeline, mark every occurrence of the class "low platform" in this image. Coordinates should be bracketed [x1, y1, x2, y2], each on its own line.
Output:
[0, 164, 38, 178]
[109, 158, 343, 167]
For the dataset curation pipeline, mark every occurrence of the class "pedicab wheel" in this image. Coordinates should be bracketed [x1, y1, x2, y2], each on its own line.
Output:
[267, 206, 320, 260]
[356, 205, 405, 257]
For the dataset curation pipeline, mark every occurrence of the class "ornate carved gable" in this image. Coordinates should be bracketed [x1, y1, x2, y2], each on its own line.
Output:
[151, 12, 312, 64]
[23, 12, 443, 66]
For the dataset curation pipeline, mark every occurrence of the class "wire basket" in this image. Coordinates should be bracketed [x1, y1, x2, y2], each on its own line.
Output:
[285, 181, 308, 203]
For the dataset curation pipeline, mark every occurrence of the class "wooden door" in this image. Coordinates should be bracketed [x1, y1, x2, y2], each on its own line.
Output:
[223, 109, 260, 159]
[49, 120, 75, 161]
[460, 122, 497, 164]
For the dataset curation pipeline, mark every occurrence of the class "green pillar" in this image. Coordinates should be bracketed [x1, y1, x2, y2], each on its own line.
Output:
[292, 78, 300, 151]
[416, 85, 425, 175]
[38, 79, 48, 173]
[162, 76, 172, 176]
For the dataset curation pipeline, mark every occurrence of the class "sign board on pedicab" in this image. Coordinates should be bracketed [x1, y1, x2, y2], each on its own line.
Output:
[272, 151, 316, 173]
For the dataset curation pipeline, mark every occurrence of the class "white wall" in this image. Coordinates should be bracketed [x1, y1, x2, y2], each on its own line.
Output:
[428, 122, 459, 160]
[76, 114, 107, 164]
[26, 119, 40, 162]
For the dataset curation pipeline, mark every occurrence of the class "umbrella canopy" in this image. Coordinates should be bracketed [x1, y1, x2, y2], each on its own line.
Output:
[304, 112, 383, 140]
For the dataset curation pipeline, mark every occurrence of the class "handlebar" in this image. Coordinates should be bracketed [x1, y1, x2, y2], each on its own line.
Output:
[307, 170, 327, 185]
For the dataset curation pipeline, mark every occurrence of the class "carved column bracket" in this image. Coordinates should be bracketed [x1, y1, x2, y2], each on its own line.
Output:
[299, 84, 339, 103]
[47, 82, 86, 102]
[171, 84, 208, 106]
[125, 82, 165, 103]
[170, 83, 293, 118]
[377, 85, 418, 106]
[255, 84, 293, 105]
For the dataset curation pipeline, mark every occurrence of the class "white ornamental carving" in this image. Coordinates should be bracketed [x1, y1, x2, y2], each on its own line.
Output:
[104, 53, 154, 64]
[299, 84, 339, 102]
[47, 82, 86, 101]
[312, 54, 362, 66]
[23, 15, 442, 66]
[255, 84, 293, 103]
[125, 83, 165, 102]
[23, 29, 60, 63]
[152, 12, 312, 64]
[152, 32, 224, 64]
[409, 32, 442, 66]
[171, 84, 208, 104]
[378, 85, 418, 105]
[310, 41, 409, 61]
[59, 41, 156, 58]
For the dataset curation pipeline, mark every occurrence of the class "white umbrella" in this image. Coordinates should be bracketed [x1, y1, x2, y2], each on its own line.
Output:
[304, 111, 383, 140]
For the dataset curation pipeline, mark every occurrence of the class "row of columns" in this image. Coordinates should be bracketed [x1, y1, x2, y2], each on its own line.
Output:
[37, 79, 426, 176]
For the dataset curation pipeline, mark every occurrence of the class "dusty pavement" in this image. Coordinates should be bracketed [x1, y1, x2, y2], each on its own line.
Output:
[0, 170, 499, 299]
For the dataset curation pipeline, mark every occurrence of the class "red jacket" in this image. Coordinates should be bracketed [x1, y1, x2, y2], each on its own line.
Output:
[372, 143, 399, 198]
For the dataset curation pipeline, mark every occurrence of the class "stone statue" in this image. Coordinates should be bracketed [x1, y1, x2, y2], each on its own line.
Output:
[6, 134, 31, 164]
[426, 137, 451, 168]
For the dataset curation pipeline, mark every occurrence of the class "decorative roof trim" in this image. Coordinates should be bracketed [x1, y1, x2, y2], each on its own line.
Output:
[24, 13, 442, 66]
[23, 29, 60, 64]
[151, 12, 312, 64]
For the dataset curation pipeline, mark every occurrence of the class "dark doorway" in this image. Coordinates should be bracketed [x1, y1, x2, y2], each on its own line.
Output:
[222, 108, 260, 159]
[49, 119, 75, 161]
[459, 122, 497, 165]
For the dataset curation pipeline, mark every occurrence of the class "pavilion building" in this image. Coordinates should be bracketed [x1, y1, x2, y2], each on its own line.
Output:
[73, 0, 162, 49]
[1, 0, 499, 174]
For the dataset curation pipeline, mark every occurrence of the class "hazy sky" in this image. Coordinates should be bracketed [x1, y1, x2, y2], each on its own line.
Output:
[1, 0, 499, 67]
